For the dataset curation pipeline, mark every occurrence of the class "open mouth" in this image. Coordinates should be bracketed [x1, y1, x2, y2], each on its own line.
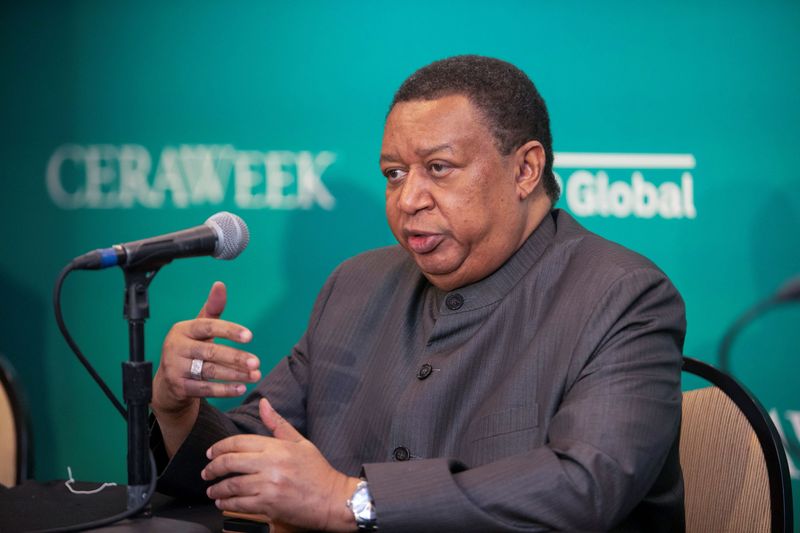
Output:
[406, 233, 444, 254]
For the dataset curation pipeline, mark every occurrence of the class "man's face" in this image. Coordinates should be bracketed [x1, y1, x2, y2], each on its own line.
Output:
[381, 94, 532, 291]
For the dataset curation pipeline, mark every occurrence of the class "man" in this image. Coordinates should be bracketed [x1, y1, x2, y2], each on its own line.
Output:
[151, 55, 686, 532]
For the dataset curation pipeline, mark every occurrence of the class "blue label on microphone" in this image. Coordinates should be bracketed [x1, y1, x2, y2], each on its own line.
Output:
[99, 248, 119, 268]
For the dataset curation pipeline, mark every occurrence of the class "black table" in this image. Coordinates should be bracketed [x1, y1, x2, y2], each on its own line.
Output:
[0, 480, 224, 532]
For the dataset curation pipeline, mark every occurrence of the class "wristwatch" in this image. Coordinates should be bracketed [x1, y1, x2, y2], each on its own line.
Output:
[346, 479, 378, 531]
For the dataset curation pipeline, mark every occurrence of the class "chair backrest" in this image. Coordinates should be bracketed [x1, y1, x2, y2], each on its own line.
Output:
[0, 355, 31, 487]
[680, 356, 793, 533]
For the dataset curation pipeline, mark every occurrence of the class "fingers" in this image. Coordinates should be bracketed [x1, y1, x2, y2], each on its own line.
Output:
[182, 318, 252, 343]
[155, 284, 260, 414]
[198, 281, 227, 319]
[172, 350, 259, 399]
[159, 328, 260, 402]
[259, 398, 303, 442]
[182, 378, 247, 398]
[164, 329, 259, 376]
[181, 339, 259, 371]
[207, 434, 274, 459]
[192, 360, 260, 383]
[202, 453, 264, 483]
[214, 494, 265, 515]
[202, 424, 346, 531]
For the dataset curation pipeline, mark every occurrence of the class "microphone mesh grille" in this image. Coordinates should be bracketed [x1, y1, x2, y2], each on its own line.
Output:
[205, 212, 250, 259]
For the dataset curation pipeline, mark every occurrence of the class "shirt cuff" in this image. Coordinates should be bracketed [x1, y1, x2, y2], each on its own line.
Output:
[149, 400, 240, 500]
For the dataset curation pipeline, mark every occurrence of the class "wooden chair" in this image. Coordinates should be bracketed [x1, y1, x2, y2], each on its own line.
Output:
[0, 355, 32, 487]
[680, 356, 793, 532]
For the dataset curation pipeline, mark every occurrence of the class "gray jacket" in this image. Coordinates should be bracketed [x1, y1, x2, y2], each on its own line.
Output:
[154, 209, 686, 532]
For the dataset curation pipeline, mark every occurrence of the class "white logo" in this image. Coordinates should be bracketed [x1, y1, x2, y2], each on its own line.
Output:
[46, 144, 337, 210]
[554, 152, 697, 219]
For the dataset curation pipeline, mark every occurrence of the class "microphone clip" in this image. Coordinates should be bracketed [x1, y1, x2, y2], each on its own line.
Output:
[123, 267, 160, 322]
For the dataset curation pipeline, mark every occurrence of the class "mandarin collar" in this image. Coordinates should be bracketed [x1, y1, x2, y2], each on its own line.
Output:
[429, 210, 557, 316]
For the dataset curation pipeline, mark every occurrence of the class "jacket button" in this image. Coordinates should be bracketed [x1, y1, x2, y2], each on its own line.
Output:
[445, 293, 464, 310]
[392, 446, 411, 461]
[417, 363, 433, 380]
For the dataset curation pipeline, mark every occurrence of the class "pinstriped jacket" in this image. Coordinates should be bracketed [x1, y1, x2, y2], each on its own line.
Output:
[154, 209, 686, 532]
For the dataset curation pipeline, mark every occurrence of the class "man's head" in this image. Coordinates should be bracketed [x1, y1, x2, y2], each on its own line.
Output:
[381, 56, 556, 291]
[390, 55, 558, 203]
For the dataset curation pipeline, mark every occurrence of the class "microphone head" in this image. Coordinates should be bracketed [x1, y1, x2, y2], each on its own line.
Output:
[205, 212, 250, 259]
[776, 275, 800, 302]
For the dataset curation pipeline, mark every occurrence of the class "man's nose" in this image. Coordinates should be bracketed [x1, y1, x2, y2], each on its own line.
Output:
[397, 168, 434, 215]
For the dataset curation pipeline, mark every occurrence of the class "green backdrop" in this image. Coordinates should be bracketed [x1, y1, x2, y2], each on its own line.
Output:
[2, 0, 799, 519]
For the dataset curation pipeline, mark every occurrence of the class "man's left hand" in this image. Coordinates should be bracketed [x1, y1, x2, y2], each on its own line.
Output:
[203, 397, 360, 532]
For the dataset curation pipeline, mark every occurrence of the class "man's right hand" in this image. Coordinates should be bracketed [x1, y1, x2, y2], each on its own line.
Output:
[151, 281, 261, 455]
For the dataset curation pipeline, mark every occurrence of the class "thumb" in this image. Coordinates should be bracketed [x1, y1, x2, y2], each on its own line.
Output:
[197, 281, 227, 319]
[259, 397, 303, 442]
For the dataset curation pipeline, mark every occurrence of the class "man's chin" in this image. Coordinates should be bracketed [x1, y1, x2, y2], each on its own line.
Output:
[412, 258, 467, 290]
[419, 270, 467, 292]
[410, 252, 457, 276]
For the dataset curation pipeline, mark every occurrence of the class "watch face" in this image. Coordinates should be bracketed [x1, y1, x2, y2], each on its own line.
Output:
[353, 491, 376, 518]
[350, 483, 377, 523]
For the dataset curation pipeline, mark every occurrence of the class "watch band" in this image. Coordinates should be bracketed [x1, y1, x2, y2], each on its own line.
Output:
[347, 480, 378, 531]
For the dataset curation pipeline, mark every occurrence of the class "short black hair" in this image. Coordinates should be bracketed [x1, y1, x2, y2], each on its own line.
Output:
[390, 55, 559, 203]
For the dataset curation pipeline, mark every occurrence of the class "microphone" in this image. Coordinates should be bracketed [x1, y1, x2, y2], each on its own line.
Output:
[718, 274, 800, 372]
[775, 275, 800, 302]
[71, 212, 250, 270]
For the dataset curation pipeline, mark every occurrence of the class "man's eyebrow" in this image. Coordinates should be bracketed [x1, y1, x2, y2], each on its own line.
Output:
[416, 143, 454, 158]
[379, 144, 455, 165]
[379, 152, 401, 164]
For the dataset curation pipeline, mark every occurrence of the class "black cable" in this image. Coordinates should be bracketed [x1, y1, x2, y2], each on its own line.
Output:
[34, 451, 158, 533]
[718, 275, 800, 373]
[47, 262, 159, 531]
[53, 263, 127, 419]
[717, 297, 779, 373]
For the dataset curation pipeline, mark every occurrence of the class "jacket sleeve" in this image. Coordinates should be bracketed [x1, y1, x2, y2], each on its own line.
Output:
[362, 268, 686, 532]
[151, 267, 342, 499]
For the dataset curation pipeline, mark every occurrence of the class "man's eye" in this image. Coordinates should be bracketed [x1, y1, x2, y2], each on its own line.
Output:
[429, 163, 451, 176]
[384, 168, 407, 182]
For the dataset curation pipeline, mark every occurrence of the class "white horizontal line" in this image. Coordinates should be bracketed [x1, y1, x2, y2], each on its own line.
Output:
[554, 152, 696, 169]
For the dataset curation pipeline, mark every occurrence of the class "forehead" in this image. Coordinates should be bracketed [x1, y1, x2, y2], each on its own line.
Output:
[382, 95, 495, 155]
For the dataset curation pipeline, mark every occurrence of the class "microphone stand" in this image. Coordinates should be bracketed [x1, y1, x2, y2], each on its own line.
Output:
[122, 267, 157, 513]
[717, 275, 800, 461]
[51, 212, 249, 531]
[717, 297, 780, 374]
[718, 275, 800, 373]
[115, 266, 210, 532]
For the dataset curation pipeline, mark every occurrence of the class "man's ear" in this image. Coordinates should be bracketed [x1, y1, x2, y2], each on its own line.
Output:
[515, 140, 546, 200]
